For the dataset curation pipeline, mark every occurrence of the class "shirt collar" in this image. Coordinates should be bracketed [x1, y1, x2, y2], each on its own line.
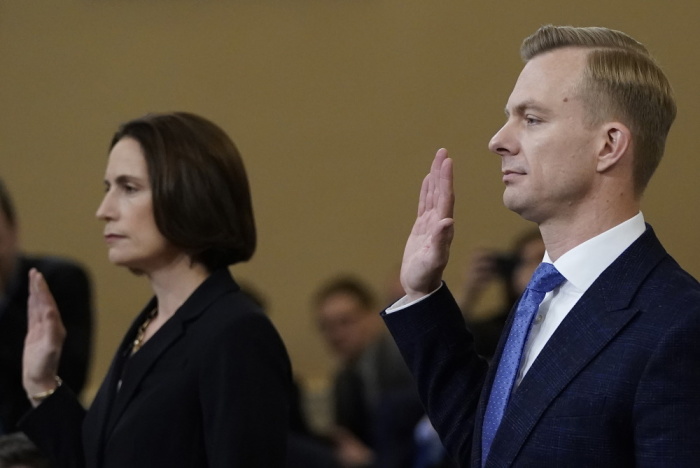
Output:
[543, 212, 646, 293]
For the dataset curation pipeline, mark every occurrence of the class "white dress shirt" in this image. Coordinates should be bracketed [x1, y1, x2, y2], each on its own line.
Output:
[516, 212, 646, 384]
[387, 212, 647, 386]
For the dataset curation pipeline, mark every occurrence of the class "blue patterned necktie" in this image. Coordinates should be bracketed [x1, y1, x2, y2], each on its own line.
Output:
[481, 262, 566, 465]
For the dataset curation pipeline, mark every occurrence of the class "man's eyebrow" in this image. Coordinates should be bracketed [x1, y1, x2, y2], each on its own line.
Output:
[504, 100, 550, 117]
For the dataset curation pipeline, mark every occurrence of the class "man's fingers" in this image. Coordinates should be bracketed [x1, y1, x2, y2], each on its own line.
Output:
[419, 148, 452, 216]
[435, 217, 455, 250]
[427, 148, 447, 211]
[438, 155, 455, 219]
[417, 174, 430, 217]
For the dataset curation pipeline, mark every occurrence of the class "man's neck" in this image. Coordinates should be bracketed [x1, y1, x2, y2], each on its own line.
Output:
[540, 205, 640, 261]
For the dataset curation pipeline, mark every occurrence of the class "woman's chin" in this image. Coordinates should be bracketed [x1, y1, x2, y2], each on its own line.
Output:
[108, 254, 134, 269]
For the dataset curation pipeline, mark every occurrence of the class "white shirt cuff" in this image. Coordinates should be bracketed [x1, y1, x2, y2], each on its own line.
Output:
[385, 283, 444, 314]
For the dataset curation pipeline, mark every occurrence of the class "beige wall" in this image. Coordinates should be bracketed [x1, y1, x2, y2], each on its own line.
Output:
[2, 1, 699, 401]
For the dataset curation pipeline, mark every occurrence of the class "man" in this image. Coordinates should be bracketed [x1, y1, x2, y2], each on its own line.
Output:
[315, 276, 422, 468]
[0, 178, 93, 434]
[383, 25, 700, 467]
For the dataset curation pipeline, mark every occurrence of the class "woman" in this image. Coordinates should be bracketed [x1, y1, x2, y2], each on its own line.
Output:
[19, 112, 292, 467]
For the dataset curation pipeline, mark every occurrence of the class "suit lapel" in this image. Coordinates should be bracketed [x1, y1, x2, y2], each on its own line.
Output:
[83, 296, 156, 466]
[99, 269, 238, 442]
[104, 311, 187, 436]
[482, 227, 667, 466]
[83, 298, 154, 468]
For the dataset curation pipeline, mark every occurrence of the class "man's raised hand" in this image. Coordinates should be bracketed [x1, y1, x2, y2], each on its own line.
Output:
[400, 148, 455, 301]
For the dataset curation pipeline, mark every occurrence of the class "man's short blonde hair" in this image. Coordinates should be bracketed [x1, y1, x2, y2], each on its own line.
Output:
[521, 25, 677, 196]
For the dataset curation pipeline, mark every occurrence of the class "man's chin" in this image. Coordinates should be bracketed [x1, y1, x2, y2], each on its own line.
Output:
[503, 190, 524, 213]
[503, 192, 539, 222]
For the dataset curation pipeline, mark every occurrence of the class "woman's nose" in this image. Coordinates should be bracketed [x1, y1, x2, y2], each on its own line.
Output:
[95, 191, 114, 220]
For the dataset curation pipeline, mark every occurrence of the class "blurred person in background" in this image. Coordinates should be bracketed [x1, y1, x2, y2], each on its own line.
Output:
[238, 280, 340, 468]
[458, 229, 544, 360]
[314, 275, 422, 468]
[0, 432, 49, 468]
[0, 178, 92, 436]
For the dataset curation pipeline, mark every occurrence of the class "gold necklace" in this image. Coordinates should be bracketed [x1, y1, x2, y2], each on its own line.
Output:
[131, 307, 157, 354]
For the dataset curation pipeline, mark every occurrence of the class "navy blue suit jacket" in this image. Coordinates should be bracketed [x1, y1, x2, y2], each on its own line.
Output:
[383, 226, 700, 467]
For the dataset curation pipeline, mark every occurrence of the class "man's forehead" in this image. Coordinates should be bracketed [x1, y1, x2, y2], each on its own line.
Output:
[505, 48, 588, 110]
[522, 48, 588, 84]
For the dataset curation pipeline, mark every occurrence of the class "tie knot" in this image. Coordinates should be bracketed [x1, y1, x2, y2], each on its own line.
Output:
[527, 262, 566, 293]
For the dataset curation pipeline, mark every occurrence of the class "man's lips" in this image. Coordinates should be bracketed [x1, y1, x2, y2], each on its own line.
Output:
[502, 169, 525, 183]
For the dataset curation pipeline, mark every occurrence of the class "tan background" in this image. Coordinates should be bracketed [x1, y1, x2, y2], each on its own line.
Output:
[1, 1, 698, 405]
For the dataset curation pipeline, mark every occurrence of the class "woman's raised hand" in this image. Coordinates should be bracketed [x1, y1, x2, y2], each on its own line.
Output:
[23, 268, 66, 406]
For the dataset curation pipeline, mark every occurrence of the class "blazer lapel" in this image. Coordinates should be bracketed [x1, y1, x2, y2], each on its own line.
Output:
[83, 354, 125, 467]
[104, 311, 187, 436]
[100, 269, 238, 441]
[482, 227, 667, 466]
[83, 298, 156, 467]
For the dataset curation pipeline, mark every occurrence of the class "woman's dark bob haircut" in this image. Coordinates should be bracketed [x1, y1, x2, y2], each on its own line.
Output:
[110, 112, 256, 271]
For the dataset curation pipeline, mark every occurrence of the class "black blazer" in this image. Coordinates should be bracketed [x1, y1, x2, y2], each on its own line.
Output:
[0, 254, 92, 433]
[383, 227, 700, 467]
[21, 268, 292, 468]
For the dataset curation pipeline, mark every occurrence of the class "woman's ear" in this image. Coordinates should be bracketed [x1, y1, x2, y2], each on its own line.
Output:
[596, 122, 632, 173]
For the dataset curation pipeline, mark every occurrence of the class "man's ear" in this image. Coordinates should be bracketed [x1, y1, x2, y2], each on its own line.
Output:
[596, 122, 632, 172]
